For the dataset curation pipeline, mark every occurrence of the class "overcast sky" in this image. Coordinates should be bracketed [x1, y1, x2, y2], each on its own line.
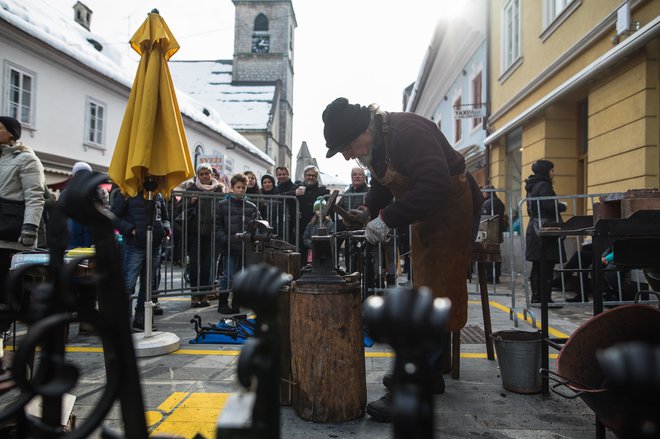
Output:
[54, 0, 453, 181]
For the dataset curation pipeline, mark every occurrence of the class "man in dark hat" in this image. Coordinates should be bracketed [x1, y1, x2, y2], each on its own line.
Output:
[322, 97, 483, 422]
[525, 159, 566, 305]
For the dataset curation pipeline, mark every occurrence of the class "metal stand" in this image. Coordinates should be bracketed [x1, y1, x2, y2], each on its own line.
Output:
[133, 177, 179, 357]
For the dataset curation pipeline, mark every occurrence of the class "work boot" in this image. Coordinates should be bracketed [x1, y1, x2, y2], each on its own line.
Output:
[366, 392, 392, 423]
[152, 302, 164, 315]
[382, 372, 445, 394]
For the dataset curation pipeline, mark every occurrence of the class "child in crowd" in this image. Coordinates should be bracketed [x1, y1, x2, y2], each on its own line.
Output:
[216, 173, 258, 314]
[303, 196, 335, 263]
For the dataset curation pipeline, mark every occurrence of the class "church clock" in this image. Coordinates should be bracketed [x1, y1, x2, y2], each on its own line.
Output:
[251, 35, 270, 53]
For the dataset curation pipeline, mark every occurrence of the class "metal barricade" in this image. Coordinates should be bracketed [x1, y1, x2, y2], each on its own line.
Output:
[516, 193, 658, 324]
[154, 190, 301, 301]
[480, 188, 520, 326]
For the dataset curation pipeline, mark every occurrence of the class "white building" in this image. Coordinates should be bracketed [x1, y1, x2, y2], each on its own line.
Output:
[0, 0, 274, 187]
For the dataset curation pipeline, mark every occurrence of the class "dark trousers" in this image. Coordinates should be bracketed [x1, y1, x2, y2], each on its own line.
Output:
[530, 260, 555, 301]
[188, 238, 220, 292]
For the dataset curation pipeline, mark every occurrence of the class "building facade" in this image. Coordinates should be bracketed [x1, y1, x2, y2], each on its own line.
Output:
[485, 0, 660, 214]
[0, 0, 274, 187]
[404, 0, 489, 185]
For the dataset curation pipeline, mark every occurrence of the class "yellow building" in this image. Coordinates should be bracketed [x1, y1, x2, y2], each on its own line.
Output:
[485, 0, 660, 214]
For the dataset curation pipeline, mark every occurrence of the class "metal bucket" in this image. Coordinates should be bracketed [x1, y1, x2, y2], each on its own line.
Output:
[492, 330, 542, 394]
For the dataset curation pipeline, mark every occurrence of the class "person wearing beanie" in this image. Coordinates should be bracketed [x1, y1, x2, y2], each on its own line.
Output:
[322, 97, 483, 422]
[531, 159, 554, 176]
[525, 159, 566, 305]
[259, 173, 279, 228]
[0, 116, 45, 315]
[72, 161, 93, 175]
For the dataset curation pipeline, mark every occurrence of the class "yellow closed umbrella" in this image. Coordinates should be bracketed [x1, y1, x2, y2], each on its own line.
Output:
[108, 9, 189, 348]
[109, 9, 194, 199]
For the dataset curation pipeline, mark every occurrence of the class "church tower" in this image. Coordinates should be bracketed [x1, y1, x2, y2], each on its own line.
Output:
[232, 0, 297, 168]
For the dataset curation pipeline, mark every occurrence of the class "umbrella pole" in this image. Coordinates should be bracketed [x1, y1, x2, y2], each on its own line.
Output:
[144, 180, 156, 338]
[133, 177, 180, 357]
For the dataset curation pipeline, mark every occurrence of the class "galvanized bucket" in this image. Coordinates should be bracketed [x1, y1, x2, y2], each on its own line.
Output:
[492, 330, 542, 394]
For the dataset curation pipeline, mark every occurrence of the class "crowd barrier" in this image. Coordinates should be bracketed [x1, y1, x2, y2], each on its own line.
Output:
[146, 188, 659, 324]
[517, 192, 659, 325]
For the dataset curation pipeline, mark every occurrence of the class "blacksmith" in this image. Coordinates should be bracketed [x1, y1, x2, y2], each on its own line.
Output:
[322, 97, 482, 422]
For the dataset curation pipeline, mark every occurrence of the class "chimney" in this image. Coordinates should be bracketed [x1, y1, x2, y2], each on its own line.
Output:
[73, 1, 92, 31]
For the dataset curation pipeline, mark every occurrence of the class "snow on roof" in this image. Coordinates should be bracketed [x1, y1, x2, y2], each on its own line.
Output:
[0, 0, 134, 86]
[0, 0, 273, 166]
[319, 171, 349, 187]
[169, 60, 275, 130]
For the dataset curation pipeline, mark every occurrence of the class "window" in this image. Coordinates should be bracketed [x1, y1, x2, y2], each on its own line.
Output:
[471, 71, 483, 129]
[501, 0, 521, 73]
[543, 0, 573, 27]
[254, 13, 268, 31]
[85, 98, 105, 148]
[5, 63, 35, 126]
[453, 95, 462, 144]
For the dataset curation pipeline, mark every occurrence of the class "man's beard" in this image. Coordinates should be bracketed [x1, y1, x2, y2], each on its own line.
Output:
[356, 145, 374, 169]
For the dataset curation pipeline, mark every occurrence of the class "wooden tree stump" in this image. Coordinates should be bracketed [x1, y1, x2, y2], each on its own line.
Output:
[290, 281, 365, 422]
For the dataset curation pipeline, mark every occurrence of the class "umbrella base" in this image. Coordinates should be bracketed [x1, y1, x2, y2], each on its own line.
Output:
[133, 331, 180, 357]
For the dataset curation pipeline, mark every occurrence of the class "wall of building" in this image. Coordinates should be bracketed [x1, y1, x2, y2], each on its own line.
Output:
[1, 38, 128, 172]
[588, 42, 659, 194]
[488, 0, 660, 208]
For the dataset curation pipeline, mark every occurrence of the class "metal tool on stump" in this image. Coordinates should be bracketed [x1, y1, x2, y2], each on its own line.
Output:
[364, 287, 451, 439]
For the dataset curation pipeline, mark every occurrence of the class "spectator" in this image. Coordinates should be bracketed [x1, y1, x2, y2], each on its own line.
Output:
[259, 173, 279, 230]
[0, 116, 45, 326]
[185, 163, 225, 308]
[295, 165, 329, 255]
[275, 166, 297, 246]
[67, 161, 109, 249]
[244, 170, 260, 196]
[111, 190, 170, 330]
[337, 167, 369, 270]
[216, 173, 258, 314]
[37, 186, 55, 248]
[303, 196, 336, 263]
[338, 167, 369, 211]
[525, 159, 566, 305]
[480, 184, 505, 283]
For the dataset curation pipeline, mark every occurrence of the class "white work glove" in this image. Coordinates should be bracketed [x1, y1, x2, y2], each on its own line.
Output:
[365, 214, 392, 244]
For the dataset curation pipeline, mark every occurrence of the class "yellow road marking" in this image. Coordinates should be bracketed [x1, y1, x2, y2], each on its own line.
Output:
[149, 392, 231, 438]
[468, 299, 570, 339]
[144, 410, 162, 427]
[158, 392, 189, 413]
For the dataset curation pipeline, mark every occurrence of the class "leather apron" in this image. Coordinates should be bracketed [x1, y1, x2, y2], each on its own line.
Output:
[369, 140, 473, 331]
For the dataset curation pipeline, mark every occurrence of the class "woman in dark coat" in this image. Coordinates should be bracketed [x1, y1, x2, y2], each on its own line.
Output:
[186, 163, 225, 307]
[524, 159, 566, 303]
[259, 174, 279, 231]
